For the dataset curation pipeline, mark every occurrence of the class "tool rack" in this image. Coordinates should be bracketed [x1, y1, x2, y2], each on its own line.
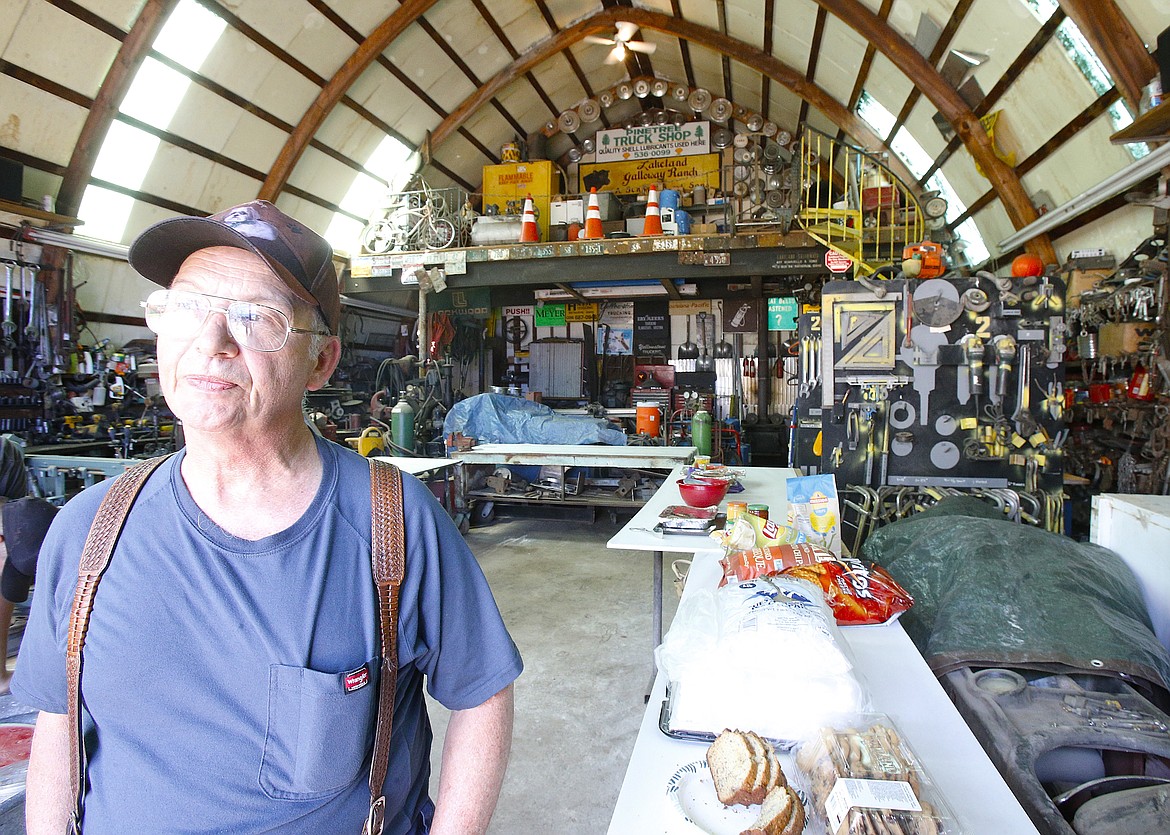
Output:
[792, 275, 1067, 533]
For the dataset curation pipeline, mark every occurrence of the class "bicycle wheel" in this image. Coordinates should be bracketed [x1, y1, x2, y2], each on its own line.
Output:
[362, 221, 400, 254]
[424, 218, 456, 250]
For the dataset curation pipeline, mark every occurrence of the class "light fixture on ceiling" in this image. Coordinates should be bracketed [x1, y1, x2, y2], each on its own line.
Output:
[24, 228, 130, 260]
[998, 140, 1170, 252]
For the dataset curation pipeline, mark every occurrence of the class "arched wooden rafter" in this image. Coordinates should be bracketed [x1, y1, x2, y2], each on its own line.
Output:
[258, 0, 441, 202]
[238, 1, 1059, 259]
[1058, 0, 1157, 115]
[56, 0, 178, 219]
[428, 7, 919, 187]
[812, 0, 1054, 262]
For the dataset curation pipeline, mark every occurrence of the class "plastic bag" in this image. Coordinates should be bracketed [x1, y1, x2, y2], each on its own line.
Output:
[656, 576, 871, 742]
[720, 546, 914, 625]
[786, 473, 844, 555]
[783, 556, 914, 626]
[719, 543, 834, 587]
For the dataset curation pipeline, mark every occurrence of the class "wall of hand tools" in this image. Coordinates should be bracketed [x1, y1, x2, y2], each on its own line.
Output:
[1063, 233, 1169, 500]
[791, 274, 1067, 532]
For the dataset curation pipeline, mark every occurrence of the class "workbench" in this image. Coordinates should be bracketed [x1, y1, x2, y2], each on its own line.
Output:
[605, 468, 1040, 834]
[452, 443, 696, 510]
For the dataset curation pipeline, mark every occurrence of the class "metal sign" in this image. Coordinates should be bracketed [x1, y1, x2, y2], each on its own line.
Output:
[534, 305, 566, 328]
[825, 250, 853, 273]
[766, 297, 799, 331]
[596, 121, 712, 162]
[566, 303, 599, 322]
[579, 153, 721, 196]
[634, 299, 670, 358]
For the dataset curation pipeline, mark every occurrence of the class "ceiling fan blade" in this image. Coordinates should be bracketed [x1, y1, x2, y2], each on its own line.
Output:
[615, 21, 639, 42]
[583, 34, 616, 46]
[626, 40, 657, 55]
[605, 45, 625, 64]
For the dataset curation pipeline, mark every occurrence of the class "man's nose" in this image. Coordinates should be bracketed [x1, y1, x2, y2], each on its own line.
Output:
[193, 308, 239, 354]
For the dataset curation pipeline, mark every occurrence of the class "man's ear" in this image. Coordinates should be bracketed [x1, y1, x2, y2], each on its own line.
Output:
[307, 337, 342, 391]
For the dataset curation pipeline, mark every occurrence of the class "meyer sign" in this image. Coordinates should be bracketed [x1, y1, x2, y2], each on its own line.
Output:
[596, 121, 711, 162]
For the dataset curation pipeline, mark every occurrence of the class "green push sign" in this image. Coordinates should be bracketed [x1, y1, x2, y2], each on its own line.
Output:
[767, 297, 799, 331]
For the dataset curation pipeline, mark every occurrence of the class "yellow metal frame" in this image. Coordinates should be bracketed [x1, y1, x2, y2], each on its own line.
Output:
[797, 127, 924, 278]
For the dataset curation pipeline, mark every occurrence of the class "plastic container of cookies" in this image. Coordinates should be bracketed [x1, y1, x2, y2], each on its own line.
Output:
[793, 714, 960, 835]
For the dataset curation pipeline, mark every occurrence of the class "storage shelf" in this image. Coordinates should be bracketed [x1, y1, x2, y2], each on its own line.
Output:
[1110, 100, 1170, 144]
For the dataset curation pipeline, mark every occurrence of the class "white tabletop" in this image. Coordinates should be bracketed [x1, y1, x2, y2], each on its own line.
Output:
[606, 476, 1040, 835]
[372, 456, 460, 476]
[607, 466, 799, 554]
[452, 443, 696, 469]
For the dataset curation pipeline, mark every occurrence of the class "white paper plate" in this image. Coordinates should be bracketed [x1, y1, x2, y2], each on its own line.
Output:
[666, 757, 824, 834]
[667, 759, 758, 833]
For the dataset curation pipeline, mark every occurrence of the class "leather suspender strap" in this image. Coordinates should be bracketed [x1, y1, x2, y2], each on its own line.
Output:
[363, 459, 405, 835]
[63, 454, 405, 835]
[66, 453, 173, 833]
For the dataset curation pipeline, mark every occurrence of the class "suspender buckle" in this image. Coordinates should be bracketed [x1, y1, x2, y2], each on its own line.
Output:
[363, 795, 386, 835]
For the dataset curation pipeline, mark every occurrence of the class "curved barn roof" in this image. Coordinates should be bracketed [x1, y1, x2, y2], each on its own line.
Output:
[1, 0, 1164, 274]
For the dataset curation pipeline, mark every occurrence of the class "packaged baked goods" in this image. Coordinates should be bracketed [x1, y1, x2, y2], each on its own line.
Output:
[795, 715, 958, 834]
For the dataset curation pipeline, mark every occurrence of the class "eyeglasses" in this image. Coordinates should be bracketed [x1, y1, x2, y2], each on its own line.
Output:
[141, 289, 331, 352]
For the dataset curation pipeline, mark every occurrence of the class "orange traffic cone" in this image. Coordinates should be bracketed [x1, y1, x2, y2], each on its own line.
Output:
[519, 194, 540, 243]
[582, 187, 604, 240]
[642, 187, 663, 236]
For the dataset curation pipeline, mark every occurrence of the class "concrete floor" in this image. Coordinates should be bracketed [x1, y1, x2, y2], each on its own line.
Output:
[0, 508, 680, 833]
[429, 509, 680, 834]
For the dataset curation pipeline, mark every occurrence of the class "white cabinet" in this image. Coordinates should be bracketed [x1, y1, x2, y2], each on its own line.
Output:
[1090, 494, 1170, 653]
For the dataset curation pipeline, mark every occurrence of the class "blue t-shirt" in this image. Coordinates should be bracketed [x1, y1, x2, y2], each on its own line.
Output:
[12, 437, 522, 834]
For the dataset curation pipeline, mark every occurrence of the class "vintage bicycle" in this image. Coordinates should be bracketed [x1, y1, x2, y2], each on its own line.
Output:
[361, 179, 457, 253]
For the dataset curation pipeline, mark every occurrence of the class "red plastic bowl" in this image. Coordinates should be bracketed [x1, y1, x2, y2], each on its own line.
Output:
[676, 478, 730, 508]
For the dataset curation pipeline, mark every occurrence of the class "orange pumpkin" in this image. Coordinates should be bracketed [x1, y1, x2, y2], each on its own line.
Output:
[1011, 253, 1044, 277]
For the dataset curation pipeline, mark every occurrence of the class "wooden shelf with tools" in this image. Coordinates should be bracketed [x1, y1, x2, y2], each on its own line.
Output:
[1110, 99, 1170, 144]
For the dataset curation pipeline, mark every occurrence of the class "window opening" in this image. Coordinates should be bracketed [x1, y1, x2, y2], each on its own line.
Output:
[857, 92, 990, 267]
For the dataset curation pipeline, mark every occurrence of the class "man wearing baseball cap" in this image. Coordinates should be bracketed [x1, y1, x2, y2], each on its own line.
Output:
[13, 201, 521, 834]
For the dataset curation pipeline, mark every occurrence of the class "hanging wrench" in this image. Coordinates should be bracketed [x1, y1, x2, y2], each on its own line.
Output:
[24, 264, 40, 341]
[1, 263, 15, 349]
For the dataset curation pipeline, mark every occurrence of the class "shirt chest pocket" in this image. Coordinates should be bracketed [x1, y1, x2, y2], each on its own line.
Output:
[260, 659, 379, 800]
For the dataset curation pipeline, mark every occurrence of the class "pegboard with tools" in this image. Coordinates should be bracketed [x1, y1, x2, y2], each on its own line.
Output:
[793, 276, 1067, 499]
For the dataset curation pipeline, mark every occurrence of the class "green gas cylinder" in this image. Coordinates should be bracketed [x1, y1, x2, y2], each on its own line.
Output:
[691, 409, 712, 457]
[390, 396, 415, 454]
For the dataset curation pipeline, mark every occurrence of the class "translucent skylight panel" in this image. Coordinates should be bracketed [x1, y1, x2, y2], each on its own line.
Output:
[154, 1, 227, 70]
[1020, 0, 1146, 158]
[77, 187, 137, 244]
[329, 136, 419, 255]
[857, 91, 990, 266]
[78, 0, 229, 243]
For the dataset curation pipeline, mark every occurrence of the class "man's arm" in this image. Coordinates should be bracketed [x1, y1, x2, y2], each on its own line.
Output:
[25, 710, 73, 834]
[429, 684, 514, 835]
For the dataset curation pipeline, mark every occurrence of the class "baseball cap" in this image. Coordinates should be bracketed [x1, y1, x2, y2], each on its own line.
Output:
[128, 200, 341, 334]
[1, 497, 59, 604]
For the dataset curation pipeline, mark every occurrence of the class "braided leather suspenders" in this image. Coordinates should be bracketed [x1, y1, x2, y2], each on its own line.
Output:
[66, 453, 171, 833]
[364, 459, 405, 835]
[63, 455, 405, 835]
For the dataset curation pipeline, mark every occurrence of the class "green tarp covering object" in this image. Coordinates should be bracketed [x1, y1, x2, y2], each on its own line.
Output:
[861, 497, 1170, 702]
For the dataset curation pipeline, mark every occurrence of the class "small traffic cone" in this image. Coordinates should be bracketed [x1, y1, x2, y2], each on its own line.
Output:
[582, 187, 604, 240]
[642, 187, 663, 236]
[519, 194, 540, 243]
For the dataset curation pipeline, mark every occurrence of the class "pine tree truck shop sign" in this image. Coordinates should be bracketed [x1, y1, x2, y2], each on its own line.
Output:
[596, 121, 711, 162]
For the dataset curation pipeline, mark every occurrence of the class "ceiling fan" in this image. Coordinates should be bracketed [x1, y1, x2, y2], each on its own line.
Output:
[584, 21, 656, 64]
